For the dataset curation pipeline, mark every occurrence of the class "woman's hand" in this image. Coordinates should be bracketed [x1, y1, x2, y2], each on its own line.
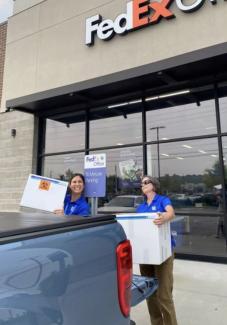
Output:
[153, 212, 166, 225]
[53, 208, 64, 216]
[153, 205, 175, 226]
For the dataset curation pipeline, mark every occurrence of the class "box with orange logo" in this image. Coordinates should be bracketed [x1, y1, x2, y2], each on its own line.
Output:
[20, 174, 68, 212]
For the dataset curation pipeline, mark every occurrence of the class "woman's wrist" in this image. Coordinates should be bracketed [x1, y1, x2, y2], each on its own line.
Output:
[161, 212, 170, 222]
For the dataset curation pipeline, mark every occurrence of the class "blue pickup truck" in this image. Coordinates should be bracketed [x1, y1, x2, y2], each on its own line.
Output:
[0, 212, 157, 325]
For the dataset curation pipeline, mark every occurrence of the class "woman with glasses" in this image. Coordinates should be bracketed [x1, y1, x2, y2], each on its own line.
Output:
[137, 175, 178, 325]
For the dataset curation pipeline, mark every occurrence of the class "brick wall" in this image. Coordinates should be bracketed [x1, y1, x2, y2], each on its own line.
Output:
[0, 22, 7, 108]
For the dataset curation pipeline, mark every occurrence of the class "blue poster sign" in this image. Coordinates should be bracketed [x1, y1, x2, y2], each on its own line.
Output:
[84, 154, 106, 197]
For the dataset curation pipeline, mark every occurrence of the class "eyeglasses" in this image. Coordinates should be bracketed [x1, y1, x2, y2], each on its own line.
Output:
[141, 180, 152, 186]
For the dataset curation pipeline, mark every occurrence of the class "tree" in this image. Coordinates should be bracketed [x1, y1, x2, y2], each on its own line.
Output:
[203, 161, 227, 190]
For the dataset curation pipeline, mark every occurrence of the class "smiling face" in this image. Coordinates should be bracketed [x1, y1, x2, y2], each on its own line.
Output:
[141, 177, 155, 196]
[69, 175, 85, 196]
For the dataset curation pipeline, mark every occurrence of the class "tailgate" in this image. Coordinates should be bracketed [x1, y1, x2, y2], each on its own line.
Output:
[131, 274, 158, 307]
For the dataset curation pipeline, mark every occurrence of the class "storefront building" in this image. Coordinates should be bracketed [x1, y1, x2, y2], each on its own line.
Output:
[1, 0, 227, 262]
[0, 21, 7, 106]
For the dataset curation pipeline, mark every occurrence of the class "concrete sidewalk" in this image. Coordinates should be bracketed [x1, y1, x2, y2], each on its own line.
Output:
[131, 259, 227, 325]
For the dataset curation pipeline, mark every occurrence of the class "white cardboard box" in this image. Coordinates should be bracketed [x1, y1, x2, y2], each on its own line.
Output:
[116, 213, 171, 265]
[20, 174, 68, 212]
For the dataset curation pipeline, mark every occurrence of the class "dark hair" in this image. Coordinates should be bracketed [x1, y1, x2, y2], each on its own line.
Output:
[68, 173, 86, 197]
[69, 173, 85, 185]
[141, 175, 160, 192]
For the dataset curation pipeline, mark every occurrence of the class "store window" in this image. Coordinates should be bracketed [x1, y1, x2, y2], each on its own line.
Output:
[90, 146, 143, 212]
[43, 152, 85, 180]
[45, 119, 85, 153]
[90, 113, 142, 148]
[223, 137, 227, 179]
[222, 137, 227, 203]
[39, 82, 227, 260]
[146, 99, 216, 141]
[148, 138, 221, 205]
[219, 97, 227, 133]
[147, 138, 227, 257]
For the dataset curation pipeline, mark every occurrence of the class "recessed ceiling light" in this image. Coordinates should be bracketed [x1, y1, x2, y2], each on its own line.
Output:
[107, 98, 142, 108]
[129, 99, 142, 104]
[108, 102, 128, 109]
[159, 90, 190, 99]
[205, 126, 216, 130]
[182, 145, 192, 149]
[145, 96, 159, 102]
[145, 89, 190, 101]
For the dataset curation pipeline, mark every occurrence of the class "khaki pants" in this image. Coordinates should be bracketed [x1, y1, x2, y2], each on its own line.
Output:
[140, 255, 178, 325]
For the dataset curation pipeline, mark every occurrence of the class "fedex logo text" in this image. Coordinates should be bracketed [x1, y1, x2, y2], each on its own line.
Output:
[86, 156, 95, 162]
[86, 0, 174, 45]
[85, 0, 222, 46]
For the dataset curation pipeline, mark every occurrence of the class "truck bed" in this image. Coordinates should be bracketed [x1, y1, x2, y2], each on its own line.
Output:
[0, 212, 115, 243]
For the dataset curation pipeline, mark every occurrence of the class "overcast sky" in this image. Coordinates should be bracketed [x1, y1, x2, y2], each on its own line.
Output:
[0, 0, 13, 23]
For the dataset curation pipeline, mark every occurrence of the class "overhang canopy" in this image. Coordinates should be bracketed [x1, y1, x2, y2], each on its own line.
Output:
[6, 44, 227, 124]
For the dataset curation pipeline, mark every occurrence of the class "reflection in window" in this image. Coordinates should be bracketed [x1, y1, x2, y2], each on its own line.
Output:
[219, 97, 227, 132]
[146, 100, 216, 141]
[147, 138, 221, 210]
[90, 113, 142, 148]
[222, 137, 227, 182]
[147, 138, 227, 258]
[45, 119, 85, 153]
[106, 197, 135, 207]
[43, 153, 84, 180]
[90, 147, 143, 206]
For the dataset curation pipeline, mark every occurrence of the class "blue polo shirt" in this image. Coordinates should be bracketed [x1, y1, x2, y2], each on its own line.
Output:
[64, 195, 90, 216]
[136, 194, 171, 214]
[136, 194, 175, 248]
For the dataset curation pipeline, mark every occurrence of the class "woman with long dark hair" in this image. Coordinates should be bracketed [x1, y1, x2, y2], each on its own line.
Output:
[54, 173, 90, 216]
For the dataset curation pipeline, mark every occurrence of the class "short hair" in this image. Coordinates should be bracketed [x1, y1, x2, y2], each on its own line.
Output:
[141, 175, 160, 192]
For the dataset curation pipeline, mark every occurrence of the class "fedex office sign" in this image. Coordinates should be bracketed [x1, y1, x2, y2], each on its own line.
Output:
[85, 0, 221, 46]
[84, 154, 106, 169]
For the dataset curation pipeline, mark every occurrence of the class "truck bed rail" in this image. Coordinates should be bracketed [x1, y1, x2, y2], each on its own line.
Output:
[0, 212, 116, 243]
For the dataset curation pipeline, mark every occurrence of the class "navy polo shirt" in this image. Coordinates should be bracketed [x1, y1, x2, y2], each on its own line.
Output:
[64, 195, 90, 216]
[136, 194, 176, 248]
